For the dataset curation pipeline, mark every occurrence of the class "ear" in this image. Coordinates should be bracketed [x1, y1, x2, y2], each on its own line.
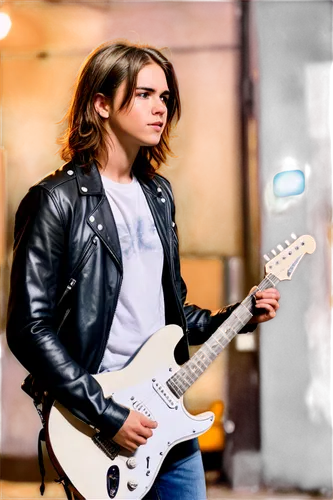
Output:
[94, 93, 110, 119]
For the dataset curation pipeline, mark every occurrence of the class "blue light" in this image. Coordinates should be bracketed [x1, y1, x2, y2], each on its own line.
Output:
[273, 170, 305, 197]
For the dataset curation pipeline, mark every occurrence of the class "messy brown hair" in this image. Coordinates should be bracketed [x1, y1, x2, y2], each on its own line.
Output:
[59, 40, 181, 178]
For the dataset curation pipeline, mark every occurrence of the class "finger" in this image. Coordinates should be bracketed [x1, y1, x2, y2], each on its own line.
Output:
[255, 309, 276, 321]
[122, 440, 138, 453]
[141, 416, 158, 429]
[254, 305, 276, 319]
[255, 291, 280, 301]
[265, 310, 276, 319]
[139, 426, 153, 439]
[255, 302, 275, 313]
[255, 299, 279, 310]
[256, 292, 280, 300]
[125, 431, 147, 449]
[255, 295, 280, 305]
[134, 435, 148, 446]
[255, 302, 280, 311]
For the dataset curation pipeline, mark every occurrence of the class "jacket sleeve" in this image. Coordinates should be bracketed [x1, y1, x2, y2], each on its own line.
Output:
[160, 176, 257, 345]
[6, 186, 129, 437]
[181, 277, 256, 346]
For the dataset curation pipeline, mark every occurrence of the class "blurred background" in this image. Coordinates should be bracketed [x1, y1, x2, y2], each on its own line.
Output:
[0, 0, 332, 499]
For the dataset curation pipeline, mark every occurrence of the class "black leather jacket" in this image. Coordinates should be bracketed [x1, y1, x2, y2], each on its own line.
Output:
[7, 162, 240, 437]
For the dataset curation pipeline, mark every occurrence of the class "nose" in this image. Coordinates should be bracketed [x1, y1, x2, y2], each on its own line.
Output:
[152, 97, 167, 116]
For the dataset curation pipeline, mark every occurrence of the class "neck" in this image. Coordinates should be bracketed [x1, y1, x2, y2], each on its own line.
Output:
[98, 131, 140, 184]
[166, 273, 280, 398]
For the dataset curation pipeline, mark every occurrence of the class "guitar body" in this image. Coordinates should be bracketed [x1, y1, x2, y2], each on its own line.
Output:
[46, 325, 214, 500]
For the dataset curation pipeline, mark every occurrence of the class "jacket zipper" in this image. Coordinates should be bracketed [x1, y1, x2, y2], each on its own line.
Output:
[56, 236, 98, 333]
[57, 307, 71, 334]
[57, 277, 77, 308]
[71, 236, 98, 279]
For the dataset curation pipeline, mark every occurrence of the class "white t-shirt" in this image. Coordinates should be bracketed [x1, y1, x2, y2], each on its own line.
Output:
[99, 175, 165, 372]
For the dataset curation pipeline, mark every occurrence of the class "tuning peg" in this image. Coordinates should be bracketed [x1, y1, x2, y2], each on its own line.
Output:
[271, 249, 277, 256]
[263, 254, 270, 262]
[291, 233, 297, 240]
[277, 244, 284, 252]
[285, 240, 290, 246]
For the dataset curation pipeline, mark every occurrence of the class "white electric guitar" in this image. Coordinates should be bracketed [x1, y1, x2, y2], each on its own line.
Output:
[46, 234, 316, 500]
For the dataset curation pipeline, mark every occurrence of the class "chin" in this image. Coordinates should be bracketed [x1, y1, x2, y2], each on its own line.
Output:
[140, 138, 161, 147]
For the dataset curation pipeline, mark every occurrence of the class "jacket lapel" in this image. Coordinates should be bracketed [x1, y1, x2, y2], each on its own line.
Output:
[74, 163, 171, 270]
[75, 163, 123, 269]
[139, 178, 172, 265]
[88, 197, 123, 270]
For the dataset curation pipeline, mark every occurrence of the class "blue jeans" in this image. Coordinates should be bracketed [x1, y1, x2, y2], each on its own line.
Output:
[142, 449, 207, 500]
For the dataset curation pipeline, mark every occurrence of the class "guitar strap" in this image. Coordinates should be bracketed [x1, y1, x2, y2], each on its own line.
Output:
[20, 268, 80, 497]
[55, 475, 77, 500]
[21, 375, 76, 499]
[37, 428, 46, 495]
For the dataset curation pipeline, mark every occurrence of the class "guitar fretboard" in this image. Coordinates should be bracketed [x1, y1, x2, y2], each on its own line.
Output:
[166, 273, 280, 398]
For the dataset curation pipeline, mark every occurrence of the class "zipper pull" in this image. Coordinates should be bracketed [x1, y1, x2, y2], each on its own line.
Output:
[67, 278, 76, 290]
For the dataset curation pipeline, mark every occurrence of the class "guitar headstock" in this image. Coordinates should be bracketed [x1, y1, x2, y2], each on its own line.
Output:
[264, 234, 316, 281]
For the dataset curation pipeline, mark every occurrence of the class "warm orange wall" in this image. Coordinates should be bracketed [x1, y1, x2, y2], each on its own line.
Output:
[163, 48, 243, 256]
[1, 1, 242, 458]
[2, 1, 243, 257]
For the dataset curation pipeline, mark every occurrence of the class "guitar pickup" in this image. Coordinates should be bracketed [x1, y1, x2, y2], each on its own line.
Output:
[152, 380, 177, 409]
[132, 400, 154, 420]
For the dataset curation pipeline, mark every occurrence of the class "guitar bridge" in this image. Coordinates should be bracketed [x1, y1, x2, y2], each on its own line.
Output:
[92, 433, 120, 460]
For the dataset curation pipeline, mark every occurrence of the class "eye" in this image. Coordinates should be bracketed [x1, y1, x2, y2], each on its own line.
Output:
[161, 94, 169, 105]
[137, 92, 149, 99]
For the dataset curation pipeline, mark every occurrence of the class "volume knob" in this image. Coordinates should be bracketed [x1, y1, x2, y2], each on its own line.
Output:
[127, 479, 138, 491]
[126, 457, 137, 469]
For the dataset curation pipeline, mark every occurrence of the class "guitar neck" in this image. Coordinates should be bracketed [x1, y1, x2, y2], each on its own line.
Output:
[166, 273, 280, 398]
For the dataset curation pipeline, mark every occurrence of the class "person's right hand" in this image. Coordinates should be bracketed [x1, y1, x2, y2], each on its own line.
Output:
[112, 410, 158, 452]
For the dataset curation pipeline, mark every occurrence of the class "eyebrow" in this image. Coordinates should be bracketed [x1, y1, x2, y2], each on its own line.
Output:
[136, 86, 170, 95]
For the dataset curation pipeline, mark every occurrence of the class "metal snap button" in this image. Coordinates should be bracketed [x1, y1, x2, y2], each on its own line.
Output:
[89, 216, 95, 223]
[97, 224, 103, 230]
[67, 170, 74, 176]
[161, 198, 166, 203]
[81, 186, 88, 193]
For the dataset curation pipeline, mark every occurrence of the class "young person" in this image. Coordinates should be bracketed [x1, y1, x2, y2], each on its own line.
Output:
[6, 40, 280, 500]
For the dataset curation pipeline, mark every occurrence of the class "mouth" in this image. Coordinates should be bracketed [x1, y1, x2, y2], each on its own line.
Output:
[149, 122, 164, 131]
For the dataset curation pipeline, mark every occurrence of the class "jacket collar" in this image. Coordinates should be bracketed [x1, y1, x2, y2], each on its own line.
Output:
[74, 162, 104, 196]
[73, 161, 161, 200]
